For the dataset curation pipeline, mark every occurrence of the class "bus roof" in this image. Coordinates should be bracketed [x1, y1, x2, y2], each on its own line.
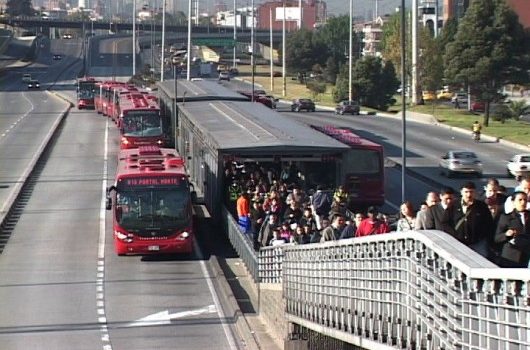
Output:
[312, 125, 383, 150]
[116, 146, 186, 177]
[177, 100, 349, 153]
[118, 92, 160, 112]
[157, 79, 249, 102]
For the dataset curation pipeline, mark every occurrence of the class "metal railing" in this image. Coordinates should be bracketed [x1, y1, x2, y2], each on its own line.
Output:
[281, 230, 530, 350]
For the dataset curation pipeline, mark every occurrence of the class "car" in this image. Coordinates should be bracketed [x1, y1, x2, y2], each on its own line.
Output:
[53, 54, 62, 60]
[22, 73, 32, 82]
[439, 150, 483, 178]
[506, 154, 530, 178]
[62, 33, 72, 39]
[218, 71, 230, 81]
[229, 67, 239, 76]
[471, 101, 485, 112]
[335, 100, 360, 115]
[422, 91, 436, 101]
[256, 94, 277, 109]
[437, 90, 453, 100]
[451, 92, 468, 105]
[291, 98, 315, 112]
[27, 80, 40, 89]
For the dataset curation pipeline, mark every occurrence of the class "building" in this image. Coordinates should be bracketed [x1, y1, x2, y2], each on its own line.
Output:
[443, 0, 530, 28]
[355, 15, 389, 57]
[256, 0, 327, 31]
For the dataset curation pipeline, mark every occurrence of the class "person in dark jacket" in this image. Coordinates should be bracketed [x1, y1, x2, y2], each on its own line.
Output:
[494, 191, 530, 267]
[425, 187, 456, 232]
[447, 182, 494, 257]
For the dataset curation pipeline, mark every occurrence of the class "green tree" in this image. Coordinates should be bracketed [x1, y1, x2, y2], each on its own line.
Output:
[313, 15, 357, 73]
[285, 29, 326, 74]
[418, 26, 444, 94]
[6, 0, 34, 16]
[323, 56, 338, 84]
[381, 12, 409, 82]
[444, 0, 530, 126]
[333, 57, 399, 110]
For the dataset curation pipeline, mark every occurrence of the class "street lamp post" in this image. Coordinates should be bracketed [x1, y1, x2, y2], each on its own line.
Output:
[161, 0, 166, 81]
[250, 0, 255, 102]
[348, 0, 352, 101]
[400, 1, 407, 203]
[132, 0, 136, 76]
[282, 0, 286, 97]
[233, 0, 237, 68]
[172, 61, 179, 150]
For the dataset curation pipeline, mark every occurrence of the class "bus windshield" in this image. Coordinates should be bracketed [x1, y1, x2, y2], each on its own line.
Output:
[78, 89, 94, 99]
[122, 111, 162, 137]
[115, 187, 191, 233]
[342, 149, 381, 175]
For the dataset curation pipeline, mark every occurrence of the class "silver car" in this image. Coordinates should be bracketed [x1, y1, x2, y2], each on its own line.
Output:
[439, 151, 483, 178]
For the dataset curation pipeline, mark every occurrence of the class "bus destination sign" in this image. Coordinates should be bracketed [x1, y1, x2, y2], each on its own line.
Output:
[124, 177, 180, 186]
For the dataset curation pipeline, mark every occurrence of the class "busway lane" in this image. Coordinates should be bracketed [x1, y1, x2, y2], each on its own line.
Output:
[0, 108, 111, 349]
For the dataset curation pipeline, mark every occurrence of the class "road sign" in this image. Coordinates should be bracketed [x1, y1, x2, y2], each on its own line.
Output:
[193, 38, 236, 47]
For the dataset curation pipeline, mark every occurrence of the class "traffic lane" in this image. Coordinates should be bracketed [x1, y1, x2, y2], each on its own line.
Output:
[0, 109, 108, 349]
[283, 109, 521, 193]
[104, 253, 237, 350]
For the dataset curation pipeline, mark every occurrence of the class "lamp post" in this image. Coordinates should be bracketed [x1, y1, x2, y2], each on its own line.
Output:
[282, 0, 286, 97]
[233, 0, 237, 68]
[132, 0, 136, 76]
[250, 0, 255, 102]
[270, 7, 274, 93]
[172, 60, 179, 150]
[187, 0, 192, 80]
[400, 0, 407, 203]
[348, 0, 352, 101]
[161, 0, 166, 81]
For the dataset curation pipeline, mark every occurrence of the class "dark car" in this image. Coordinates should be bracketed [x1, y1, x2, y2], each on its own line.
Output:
[335, 100, 360, 115]
[53, 54, 62, 60]
[27, 80, 40, 89]
[256, 94, 277, 109]
[291, 98, 315, 112]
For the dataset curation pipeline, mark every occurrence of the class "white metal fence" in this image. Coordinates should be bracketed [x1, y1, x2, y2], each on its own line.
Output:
[260, 230, 530, 350]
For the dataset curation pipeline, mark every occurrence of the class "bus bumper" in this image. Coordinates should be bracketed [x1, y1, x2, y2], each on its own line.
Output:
[114, 237, 194, 255]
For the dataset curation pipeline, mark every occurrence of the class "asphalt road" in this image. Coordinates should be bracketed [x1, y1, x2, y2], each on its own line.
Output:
[0, 37, 242, 350]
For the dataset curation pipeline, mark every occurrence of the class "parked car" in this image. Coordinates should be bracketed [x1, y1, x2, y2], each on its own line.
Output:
[437, 90, 453, 100]
[422, 91, 436, 101]
[439, 150, 483, 178]
[451, 92, 468, 105]
[471, 101, 485, 112]
[218, 71, 230, 81]
[27, 80, 40, 89]
[506, 154, 530, 178]
[291, 98, 315, 112]
[335, 100, 360, 115]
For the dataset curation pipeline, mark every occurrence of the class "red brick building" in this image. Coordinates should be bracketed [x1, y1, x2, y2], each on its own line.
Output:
[256, 0, 327, 31]
[444, 0, 530, 28]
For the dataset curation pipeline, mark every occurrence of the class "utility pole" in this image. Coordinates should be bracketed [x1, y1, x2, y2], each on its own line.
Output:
[251, 0, 255, 102]
[411, 0, 418, 105]
[187, 0, 192, 80]
[282, 0, 286, 97]
[270, 7, 274, 93]
[400, 2, 407, 203]
[233, 0, 237, 68]
[161, 0, 166, 81]
[348, 0, 353, 101]
[132, 0, 136, 76]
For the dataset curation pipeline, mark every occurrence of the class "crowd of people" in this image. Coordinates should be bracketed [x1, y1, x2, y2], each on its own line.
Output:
[225, 160, 530, 268]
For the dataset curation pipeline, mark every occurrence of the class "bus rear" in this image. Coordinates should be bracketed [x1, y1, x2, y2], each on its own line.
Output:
[107, 146, 194, 255]
[312, 125, 385, 209]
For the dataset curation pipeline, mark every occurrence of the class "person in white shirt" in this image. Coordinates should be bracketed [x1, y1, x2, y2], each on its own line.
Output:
[504, 177, 530, 214]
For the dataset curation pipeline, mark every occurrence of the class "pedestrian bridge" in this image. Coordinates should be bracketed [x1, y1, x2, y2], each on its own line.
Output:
[223, 208, 530, 349]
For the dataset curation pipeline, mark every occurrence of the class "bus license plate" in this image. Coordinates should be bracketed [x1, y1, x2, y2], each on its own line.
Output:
[148, 245, 160, 251]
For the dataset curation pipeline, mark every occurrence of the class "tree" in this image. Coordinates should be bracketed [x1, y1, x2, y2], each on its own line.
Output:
[333, 56, 399, 110]
[418, 26, 444, 94]
[323, 56, 338, 84]
[306, 81, 327, 101]
[5, 0, 34, 17]
[444, 0, 530, 126]
[381, 12, 410, 83]
[285, 29, 326, 74]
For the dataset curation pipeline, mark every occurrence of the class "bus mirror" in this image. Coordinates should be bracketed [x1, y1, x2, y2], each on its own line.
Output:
[187, 156, 192, 160]
[191, 191, 198, 204]
[105, 197, 112, 210]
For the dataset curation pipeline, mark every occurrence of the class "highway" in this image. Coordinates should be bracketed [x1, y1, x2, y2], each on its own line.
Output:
[0, 38, 241, 350]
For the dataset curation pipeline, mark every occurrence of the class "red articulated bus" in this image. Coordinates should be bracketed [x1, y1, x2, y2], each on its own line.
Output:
[106, 146, 195, 256]
[94, 81, 129, 116]
[116, 92, 167, 149]
[312, 125, 385, 209]
[76, 77, 100, 110]
[108, 85, 140, 123]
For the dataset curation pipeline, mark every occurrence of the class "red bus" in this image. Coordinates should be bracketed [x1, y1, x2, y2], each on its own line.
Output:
[94, 81, 129, 116]
[312, 125, 385, 209]
[116, 92, 167, 149]
[76, 77, 100, 110]
[106, 146, 195, 255]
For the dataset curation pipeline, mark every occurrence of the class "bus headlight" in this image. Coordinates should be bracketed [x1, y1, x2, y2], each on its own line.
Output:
[178, 231, 190, 240]
[115, 230, 133, 242]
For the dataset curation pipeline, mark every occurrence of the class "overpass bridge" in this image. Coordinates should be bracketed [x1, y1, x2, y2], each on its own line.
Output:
[222, 207, 530, 350]
[0, 17, 281, 46]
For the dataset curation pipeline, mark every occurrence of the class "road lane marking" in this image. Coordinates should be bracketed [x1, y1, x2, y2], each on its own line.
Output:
[97, 118, 112, 350]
